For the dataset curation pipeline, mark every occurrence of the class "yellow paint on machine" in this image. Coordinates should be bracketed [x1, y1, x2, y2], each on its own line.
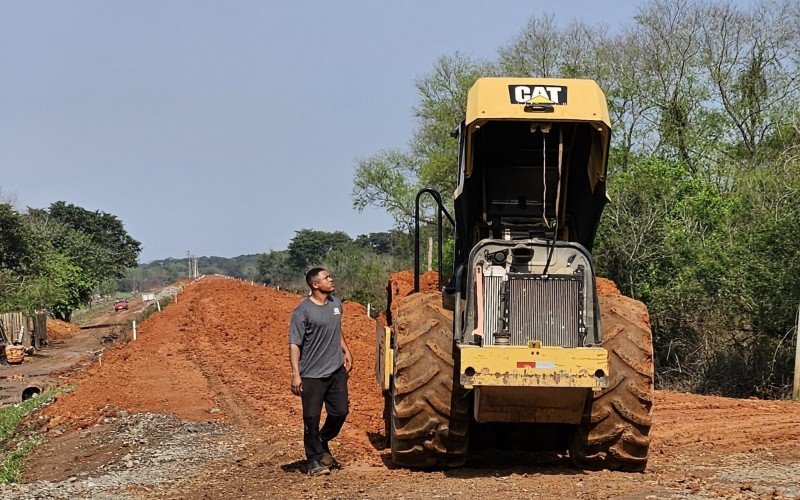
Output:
[459, 345, 608, 390]
[465, 77, 611, 127]
[375, 322, 393, 391]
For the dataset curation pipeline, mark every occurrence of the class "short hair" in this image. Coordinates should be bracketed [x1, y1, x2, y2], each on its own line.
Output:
[305, 267, 326, 288]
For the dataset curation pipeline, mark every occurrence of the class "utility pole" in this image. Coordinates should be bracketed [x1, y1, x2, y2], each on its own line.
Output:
[187, 251, 199, 279]
[427, 236, 433, 271]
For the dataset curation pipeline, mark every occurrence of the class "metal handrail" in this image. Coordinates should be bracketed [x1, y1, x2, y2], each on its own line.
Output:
[414, 188, 455, 292]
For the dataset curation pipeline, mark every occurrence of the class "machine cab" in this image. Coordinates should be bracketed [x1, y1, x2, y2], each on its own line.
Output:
[450, 78, 612, 353]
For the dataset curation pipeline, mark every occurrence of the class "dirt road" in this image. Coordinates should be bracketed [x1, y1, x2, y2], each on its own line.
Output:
[4, 276, 799, 499]
[0, 322, 125, 407]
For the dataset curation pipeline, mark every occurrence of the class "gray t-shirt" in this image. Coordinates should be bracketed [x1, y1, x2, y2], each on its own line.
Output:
[288, 296, 344, 378]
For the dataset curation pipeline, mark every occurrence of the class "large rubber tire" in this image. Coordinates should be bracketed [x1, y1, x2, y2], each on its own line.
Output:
[390, 292, 469, 468]
[571, 291, 654, 472]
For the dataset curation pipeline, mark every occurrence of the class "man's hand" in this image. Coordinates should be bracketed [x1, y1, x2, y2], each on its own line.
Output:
[291, 374, 303, 396]
[344, 349, 353, 373]
[289, 344, 302, 395]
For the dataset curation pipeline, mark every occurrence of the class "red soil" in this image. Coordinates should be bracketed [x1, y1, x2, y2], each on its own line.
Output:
[46, 319, 81, 341]
[386, 270, 439, 321]
[41, 273, 800, 469]
[595, 276, 621, 297]
[43, 276, 384, 463]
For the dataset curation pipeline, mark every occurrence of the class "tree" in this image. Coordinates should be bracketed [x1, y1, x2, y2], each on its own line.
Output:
[0, 203, 29, 270]
[323, 242, 395, 313]
[355, 230, 414, 263]
[699, 1, 800, 161]
[352, 54, 492, 229]
[0, 200, 142, 317]
[287, 229, 352, 271]
[352, 150, 420, 230]
[48, 201, 141, 279]
[257, 250, 296, 287]
[37, 253, 94, 321]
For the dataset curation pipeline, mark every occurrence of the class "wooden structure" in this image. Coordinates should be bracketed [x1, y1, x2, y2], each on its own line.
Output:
[0, 311, 47, 349]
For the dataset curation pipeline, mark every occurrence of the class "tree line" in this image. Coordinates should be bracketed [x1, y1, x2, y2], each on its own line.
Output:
[126, 229, 415, 314]
[121, 254, 263, 292]
[0, 199, 141, 321]
[257, 229, 413, 312]
[351, 0, 800, 398]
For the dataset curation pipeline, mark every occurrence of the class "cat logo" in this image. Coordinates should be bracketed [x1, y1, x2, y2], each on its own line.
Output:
[508, 85, 568, 105]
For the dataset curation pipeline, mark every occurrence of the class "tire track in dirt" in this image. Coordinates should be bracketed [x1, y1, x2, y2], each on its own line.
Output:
[652, 391, 800, 452]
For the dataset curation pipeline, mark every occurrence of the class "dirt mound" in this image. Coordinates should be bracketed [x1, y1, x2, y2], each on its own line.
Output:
[43, 277, 385, 464]
[387, 270, 440, 298]
[386, 270, 439, 321]
[596, 276, 621, 297]
[47, 319, 81, 341]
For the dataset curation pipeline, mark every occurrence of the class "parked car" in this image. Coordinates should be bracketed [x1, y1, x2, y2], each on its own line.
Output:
[114, 299, 129, 311]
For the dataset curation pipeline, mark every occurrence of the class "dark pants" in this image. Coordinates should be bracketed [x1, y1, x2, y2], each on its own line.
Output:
[301, 365, 349, 461]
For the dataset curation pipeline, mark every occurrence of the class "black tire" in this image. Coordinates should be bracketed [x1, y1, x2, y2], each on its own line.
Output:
[571, 291, 654, 472]
[382, 390, 392, 447]
[390, 292, 469, 468]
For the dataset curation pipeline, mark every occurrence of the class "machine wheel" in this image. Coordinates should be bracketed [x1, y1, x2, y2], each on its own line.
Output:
[571, 289, 654, 472]
[390, 292, 469, 468]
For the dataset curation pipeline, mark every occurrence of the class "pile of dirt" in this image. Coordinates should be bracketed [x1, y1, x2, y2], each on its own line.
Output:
[387, 269, 440, 298]
[47, 319, 81, 341]
[386, 269, 439, 322]
[595, 276, 621, 297]
[43, 276, 385, 464]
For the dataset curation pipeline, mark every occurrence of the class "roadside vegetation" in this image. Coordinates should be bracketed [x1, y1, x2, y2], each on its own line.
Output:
[0, 390, 58, 484]
[0, 201, 141, 321]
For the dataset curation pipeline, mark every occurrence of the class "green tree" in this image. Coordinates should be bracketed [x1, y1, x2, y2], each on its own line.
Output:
[257, 250, 297, 288]
[352, 54, 491, 229]
[323, 243, 394, 313]
[355, 230, 413, 263]
[0, 203, 29, 271]
[287, 229, 352, 271]
[352, 150, 420, 230]
[48, 201, 141, 279]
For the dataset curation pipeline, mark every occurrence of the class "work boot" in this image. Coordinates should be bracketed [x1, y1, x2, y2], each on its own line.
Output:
[307, 460, 330, 476]
[320, 440, 334, 467]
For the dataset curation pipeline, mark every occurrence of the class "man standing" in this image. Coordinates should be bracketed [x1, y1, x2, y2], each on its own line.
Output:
[289, 267, 353, 476]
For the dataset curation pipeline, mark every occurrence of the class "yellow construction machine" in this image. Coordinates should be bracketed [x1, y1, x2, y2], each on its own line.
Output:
[376, 77, 653, 471]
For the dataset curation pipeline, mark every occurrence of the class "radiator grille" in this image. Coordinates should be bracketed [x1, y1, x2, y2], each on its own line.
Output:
[482, 273, 584, 347]
[483, 275, 503, 345]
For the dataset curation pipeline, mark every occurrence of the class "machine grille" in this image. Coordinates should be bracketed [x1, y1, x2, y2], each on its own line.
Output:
[482, 275, 503, 345]
[482, 272, 584, 347]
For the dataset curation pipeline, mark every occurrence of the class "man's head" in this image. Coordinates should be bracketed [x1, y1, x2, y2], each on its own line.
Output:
[306, 267, 335, 294]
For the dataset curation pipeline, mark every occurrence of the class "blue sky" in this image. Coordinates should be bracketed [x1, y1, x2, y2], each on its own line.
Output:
[0, 1, 715, 262]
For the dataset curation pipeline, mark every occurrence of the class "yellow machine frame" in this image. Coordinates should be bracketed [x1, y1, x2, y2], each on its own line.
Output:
[376, 77, 615, 424]
[459, 345, 608, 390]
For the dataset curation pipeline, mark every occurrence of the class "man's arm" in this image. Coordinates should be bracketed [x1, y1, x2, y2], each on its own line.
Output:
[288, 308, 305, 395]
[339, 300, 353, 372]
[341, 334, 353, 373]
[290, 344, 303, 395]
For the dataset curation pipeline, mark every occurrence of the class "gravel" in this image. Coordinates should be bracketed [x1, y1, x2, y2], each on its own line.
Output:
[0, 413, 242, 499]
